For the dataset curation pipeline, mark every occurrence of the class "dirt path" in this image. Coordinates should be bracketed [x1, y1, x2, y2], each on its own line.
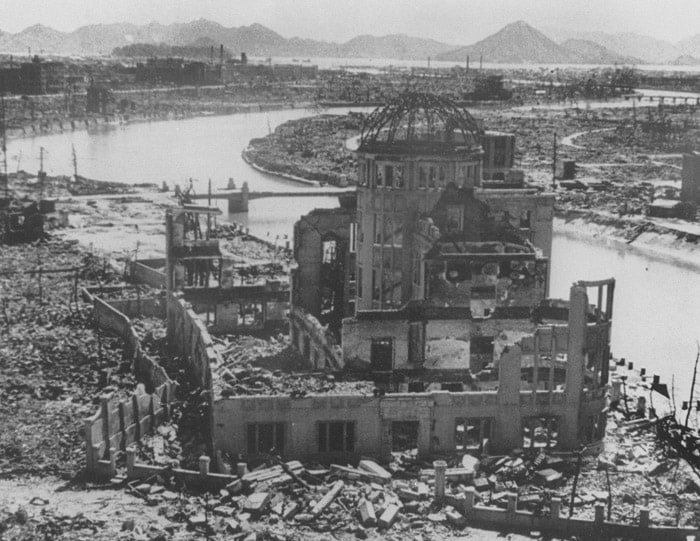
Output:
[0, 478, 176, 540]
[560, 127, 615, 149]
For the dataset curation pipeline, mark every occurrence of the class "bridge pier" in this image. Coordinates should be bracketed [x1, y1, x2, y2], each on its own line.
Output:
[227, 182, 250, 213]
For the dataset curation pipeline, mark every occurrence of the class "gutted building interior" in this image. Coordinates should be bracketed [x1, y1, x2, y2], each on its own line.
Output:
[215, 92, 614, 461]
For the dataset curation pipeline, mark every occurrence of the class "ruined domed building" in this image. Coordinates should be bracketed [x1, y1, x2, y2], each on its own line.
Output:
[215, 93, 614, 459]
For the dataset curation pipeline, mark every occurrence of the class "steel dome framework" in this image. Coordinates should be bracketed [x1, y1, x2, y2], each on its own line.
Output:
[358, 92, 484, 154]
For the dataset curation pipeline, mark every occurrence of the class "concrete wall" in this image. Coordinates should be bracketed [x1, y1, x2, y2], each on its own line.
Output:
[290, 306, 342, 369]
[293, 207, 355, 325]
[92, 296, 170, 389]
[258, 282, 613, 460]
[342, 315, 538, 372]
[681, 152, 700, 203]
[212, 386, 606, 462]
[129, 259, 166, 288]
[475, 189, 555, 264]
[341, 317, 409, 369]
[105, 296, 167, 320]
[166, 293, 220, 390]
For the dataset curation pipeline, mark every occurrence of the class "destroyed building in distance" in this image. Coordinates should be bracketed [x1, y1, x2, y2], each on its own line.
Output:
[162, 92, 615, 461]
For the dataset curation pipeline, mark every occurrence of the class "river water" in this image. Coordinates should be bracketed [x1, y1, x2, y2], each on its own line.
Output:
[6, 108, 700, 417]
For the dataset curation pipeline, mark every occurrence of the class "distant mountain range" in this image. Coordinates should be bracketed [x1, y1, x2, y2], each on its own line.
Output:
[435, 21, 641, 64]
[0, 19, 699, 66]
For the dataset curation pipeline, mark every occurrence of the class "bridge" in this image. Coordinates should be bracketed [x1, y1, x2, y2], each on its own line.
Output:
[623, 93, 700, 105]
[189, 182, 356, 212]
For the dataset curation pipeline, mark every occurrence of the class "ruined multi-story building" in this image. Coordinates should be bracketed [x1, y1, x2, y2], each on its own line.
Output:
[209, 93, 615, 461]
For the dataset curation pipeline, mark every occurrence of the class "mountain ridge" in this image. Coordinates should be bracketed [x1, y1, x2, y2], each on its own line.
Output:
[0, 19, 697, 65]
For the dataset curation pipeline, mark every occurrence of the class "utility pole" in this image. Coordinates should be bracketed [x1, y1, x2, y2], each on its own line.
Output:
[685, 345, 699, 427]
[39, 146, 45, 200]
[207, 178, 212, 239]
[552, 132, 557, 190]
[71, 144, 78, 181]
[1, 95, 8, 201]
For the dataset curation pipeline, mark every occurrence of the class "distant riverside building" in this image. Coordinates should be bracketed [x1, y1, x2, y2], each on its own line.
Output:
[135, 57, 223, 86]
[0, 56, 66, 95]
[681, 152, 700, 204]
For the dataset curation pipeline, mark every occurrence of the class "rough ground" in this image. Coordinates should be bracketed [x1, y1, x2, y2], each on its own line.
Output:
[0, 241, 131, 479]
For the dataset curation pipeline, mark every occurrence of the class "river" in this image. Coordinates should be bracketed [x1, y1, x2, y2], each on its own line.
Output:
[6, 107, 700, 418]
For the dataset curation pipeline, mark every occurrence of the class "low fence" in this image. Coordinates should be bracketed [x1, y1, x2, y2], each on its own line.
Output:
[124, 448, 236, 490]
[84, 288, 175, 477]
[85, 383, 176, 478]
[444, 489, 699, 541]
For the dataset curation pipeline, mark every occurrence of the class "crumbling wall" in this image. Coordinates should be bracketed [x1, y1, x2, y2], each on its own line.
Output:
[91, 295, 170, 388]
[104, 296, 167, 320]
[166, 293, 219, 390]
[476, 190, 555, 263]
[342, 316, 539, 372]
[86, 290, 177, 478]
[341, 317, 409, 369]
[212, 387, 605, 461]
[129, 258, 166, 288]
[424, 320, 470, 370]
[290, 306, 342, 369]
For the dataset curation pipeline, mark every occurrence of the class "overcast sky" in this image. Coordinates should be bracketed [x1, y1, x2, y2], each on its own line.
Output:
[2, 0, 698, 44]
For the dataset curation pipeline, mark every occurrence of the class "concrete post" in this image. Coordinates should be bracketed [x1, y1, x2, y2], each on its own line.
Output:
[639, 507, 649, 529]
[562, 284, 588, 449]
[507, 493, 517, 514]
[237, 462, 248, 477]
[84, 418, 95, 473]
[550, 497, 561, 519]
[108, 446, 117, 476]
[126, 447, 136, 477]
[433, 460, 447, 503]
[199, 455, 211, 476]
[595, 503, 605, 523]
[463, 487, 475, 510]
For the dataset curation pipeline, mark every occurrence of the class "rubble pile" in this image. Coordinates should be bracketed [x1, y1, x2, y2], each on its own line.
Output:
[0, 506, 106, 541]
[0, 240, 136, 477]
[90, 283, 161, 301]
[104, 419, 700, 540]
[556, 181, 654, 216]
[212, 335, 374, 398]
[218, 231, 292, 271]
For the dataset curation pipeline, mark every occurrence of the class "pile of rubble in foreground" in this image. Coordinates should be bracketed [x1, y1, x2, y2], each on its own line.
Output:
[119, 417, 700, 540]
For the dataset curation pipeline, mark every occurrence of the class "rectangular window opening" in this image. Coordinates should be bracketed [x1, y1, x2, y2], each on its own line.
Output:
[455, 418, 492, 451]
[318, 421, 355, 453]
[247, 423, 285, 455]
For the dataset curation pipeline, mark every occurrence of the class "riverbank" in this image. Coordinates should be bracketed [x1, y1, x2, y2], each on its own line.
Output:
[5, 99, 314, 143]
[243, 113, 363, 187]
[555, 210, 700, 270]
[241, 147, 320, 186]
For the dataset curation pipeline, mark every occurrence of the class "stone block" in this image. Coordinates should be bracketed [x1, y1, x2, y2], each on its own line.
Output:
[378, 503, 400, 529]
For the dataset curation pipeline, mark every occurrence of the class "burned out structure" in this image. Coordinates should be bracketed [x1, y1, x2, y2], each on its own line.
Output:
[165, 205, 289, 335]
[213, 93, 615, 462]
